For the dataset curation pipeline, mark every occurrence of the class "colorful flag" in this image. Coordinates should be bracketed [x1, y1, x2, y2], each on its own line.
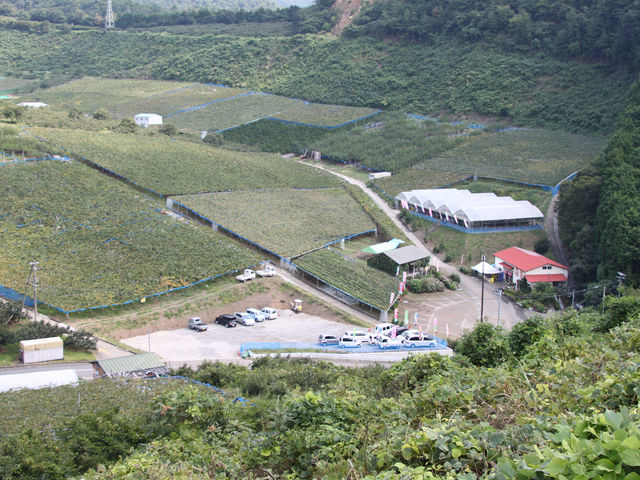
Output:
[391, 326, 397, 338]
[394, 308, 398, 322]
[395, 266, 400, 276]
[404, 310, 409, 325]
[402, 271, 407, 283]
[414, 312, 419, 326]
[433, 318, 438, 335]
[389, 292, 395, 306]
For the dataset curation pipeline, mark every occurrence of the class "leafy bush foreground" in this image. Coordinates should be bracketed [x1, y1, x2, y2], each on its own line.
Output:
[1, 292, 640, 479]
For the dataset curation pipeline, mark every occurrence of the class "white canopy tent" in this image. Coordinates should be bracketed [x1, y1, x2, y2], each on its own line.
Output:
[472, 261, 501, 275]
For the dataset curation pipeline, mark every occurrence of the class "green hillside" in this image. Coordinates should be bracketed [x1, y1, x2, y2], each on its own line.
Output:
[0, 28, 634, 134]
[1, 301, 639, 478]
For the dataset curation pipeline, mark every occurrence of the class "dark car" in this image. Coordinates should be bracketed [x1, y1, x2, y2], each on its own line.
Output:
[215, 314, 237, 328]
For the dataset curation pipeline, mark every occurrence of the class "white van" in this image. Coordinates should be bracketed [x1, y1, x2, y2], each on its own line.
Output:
[401, 333, 436, 348]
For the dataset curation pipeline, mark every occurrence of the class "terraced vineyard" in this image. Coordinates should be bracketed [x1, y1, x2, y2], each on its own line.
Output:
[32, 128, 340, 195]
[294, 248, 399, 310]
[170, 92, 303, 132]
[413, 128, 605, 186]
[111, 84, 249, 118]
[269, 103, 380, 127]
[27, 77, 192, 113]
[174, 188, 376, 258]
[0, 159, 260, 312]
[372, 169, 470, 197]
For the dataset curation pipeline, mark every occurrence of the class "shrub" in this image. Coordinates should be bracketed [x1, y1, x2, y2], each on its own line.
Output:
[92, 108, 108, 120]
[158, 123, 177, 136]
[0, 302, 26, 325]
[407, 277, 445, 293]
[454, 323, 510, 367]
[534, 237, 550, 254]
[508, 315, 548, 357]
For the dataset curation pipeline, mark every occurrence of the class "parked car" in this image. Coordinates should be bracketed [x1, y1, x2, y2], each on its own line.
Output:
[402, 333, 436, 348]
[260, 307, 278, 320]
[246, 308, 265, 322]
[214, 314, 237, 328]
[188, 316, 207, 332]
[395, 326, 410, 336]
[236, 269, 256, 282]
[318, 334, 340, 346]
[374, 322, 396, 338]
[376, 335, 403, 349]
[338, 336, 362, 348]
[256, 265, 277, 277]
[234, 312, 255, 326]
[343, 330, 374, 344]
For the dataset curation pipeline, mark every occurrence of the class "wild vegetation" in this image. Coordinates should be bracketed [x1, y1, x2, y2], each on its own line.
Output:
[558, 77, 640, 287]
[0, 29, 633, 134]
[174, 187, 375, 258]
[0, 159, 260, 312]
[2, 297, 640, 478]
[32, 127, 340, 195]
[294, 247, 399, 309]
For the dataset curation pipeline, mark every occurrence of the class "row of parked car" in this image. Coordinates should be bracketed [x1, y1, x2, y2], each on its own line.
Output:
[188, 307, 279, 331]
[318, 323, 437, 349]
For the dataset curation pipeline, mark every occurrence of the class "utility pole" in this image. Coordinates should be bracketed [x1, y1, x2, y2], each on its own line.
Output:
[602, 285, 606, 314]
[480, 254, 485, 323]
[571, 290, 575, 309]
[497, 289, 502, 327]
[21, 261, 39, 322]
[104, 0, 114, 30]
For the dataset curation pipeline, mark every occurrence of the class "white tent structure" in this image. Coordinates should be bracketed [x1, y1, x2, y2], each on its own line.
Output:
[472, 261, 501, 275]
[395, 189, 543, 230]
[0, 369, 78, 393]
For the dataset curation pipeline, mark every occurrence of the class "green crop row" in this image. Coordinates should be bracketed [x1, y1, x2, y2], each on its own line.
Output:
[111, 83, 249, 118]
[174, 187, 375, 258]
[413, 128, 606, 186]
[26, 76, 192, 113]
[294, 248, 399, 310]
[0, 159, 260, 311]
[32, 127, 340, 195]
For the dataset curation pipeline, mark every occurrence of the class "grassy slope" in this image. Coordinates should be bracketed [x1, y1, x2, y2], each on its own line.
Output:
[0, 30, 634, 134]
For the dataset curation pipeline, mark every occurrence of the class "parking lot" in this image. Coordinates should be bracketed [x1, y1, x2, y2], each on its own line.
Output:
[122, 310, 361, 365]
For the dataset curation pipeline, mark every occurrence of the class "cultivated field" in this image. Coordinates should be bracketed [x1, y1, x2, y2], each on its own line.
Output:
[413, 128, 605, 186]
[169, 92, 304, 132]
[27, 77, 192, 112]
[372, 168, 470, 197]
[32, 128, 340, 195]
[269, 103, 380, 127]
[111, 84, 249, 118]
[294, 248, 399, 310]
[0, 159, 260, 312]
[174, 187, 376, 258]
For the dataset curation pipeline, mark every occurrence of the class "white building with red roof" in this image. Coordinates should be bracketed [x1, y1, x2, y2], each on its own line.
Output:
[494, 246, 568, 287]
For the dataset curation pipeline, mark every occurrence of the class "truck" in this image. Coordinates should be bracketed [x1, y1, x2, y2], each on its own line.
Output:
[188, 316, 208, 332]
[235, 269, 256, 282]
[256, 265, 276, 277]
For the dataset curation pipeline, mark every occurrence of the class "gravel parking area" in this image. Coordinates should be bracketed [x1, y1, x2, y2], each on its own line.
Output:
[122, 310, 357, 366]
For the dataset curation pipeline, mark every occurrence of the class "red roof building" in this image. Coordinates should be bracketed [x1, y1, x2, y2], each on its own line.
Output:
[494, 246, 568, 287]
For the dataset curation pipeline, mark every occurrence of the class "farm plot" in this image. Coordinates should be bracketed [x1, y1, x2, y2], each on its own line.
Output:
[372, 168, 470, 197]
[268, 103, 381, 127]
[32, 128, 340, 195]
[174, 188, 376, 258]
[294, 248, 399, 310]
[111, 84, 249, 118]
[0, 76, 33, 93]
[169, 92, 303, 132]
[28, 77, 192, 113]
[0, 160, 260, 312]
[412, 128, 606, 186]
[310, 113, 467, 171]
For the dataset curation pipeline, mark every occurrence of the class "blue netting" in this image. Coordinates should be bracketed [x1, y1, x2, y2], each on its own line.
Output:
[406, 209, 543, 234]
[240, 339, 449, 355]
[169, 375, 254, 406]
[263, 109, 382, 130]
[165, 91, 257, 118]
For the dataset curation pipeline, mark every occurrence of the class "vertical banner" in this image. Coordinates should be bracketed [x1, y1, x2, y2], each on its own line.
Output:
[402, 271, 407, 283]
[394, 308, 398, 322]
[396, 266, 400, 276]
[414, 312, 419, 327]
[389, 292, 395, 307]
[404, 310, 409, 325]
[433, 318, 438, 336]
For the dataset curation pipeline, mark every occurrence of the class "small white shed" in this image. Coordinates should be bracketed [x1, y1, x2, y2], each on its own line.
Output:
[16, 101, 48, 108]
[20, 336, 64, 363]
[369, 171, 392, 180]
[133, 113, 163, 128]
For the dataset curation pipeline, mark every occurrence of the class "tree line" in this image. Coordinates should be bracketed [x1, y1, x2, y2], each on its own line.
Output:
[559, 76, 640, 287]
[344, 0, 640, 70]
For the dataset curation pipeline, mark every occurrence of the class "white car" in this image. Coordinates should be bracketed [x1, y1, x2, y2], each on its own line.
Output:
[342, 330, 374, 344]
[338, 336, 362, 348]
[376, 335, 403, 349]
[234, 312, 255, 326]
[402, 333, 436, 348]
[246, 308, 265, 322]
[260, 307, 278, 320]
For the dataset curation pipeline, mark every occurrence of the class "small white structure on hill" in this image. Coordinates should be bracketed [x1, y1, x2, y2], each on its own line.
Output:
[20, 336, 64, 363]
[134, 113, 163, 128]
[17, 101, 48, 108]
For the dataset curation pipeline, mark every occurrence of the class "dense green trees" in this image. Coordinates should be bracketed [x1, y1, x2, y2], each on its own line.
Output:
[346, 0, 640, 70]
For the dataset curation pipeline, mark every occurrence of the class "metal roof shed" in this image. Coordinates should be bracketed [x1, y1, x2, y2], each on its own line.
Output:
[94, 352, 168, 378]
[384, 245, 431, 265]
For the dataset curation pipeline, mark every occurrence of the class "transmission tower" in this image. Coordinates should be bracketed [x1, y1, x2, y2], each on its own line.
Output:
[105, 0, 114, 30]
